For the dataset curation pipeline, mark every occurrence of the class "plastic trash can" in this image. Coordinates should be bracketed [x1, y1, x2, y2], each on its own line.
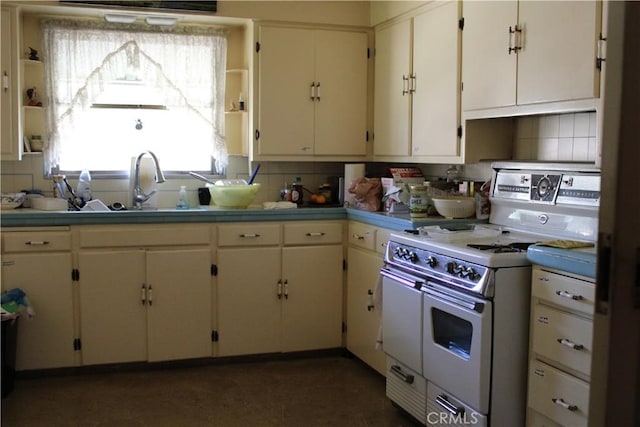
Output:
[1, 317, 18, 398]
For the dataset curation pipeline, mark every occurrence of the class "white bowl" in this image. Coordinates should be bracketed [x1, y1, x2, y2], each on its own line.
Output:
[209, 183, 261, 208]
[0, 192, 26, 210]
[431, 196, 475, 219]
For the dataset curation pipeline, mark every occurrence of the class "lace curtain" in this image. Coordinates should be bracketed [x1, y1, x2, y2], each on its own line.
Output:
[41, 19, 228, 174]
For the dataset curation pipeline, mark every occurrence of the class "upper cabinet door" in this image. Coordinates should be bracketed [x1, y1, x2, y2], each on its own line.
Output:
[314, 30, 368, 156]
[411, 1, 461, 157]
[257, 26, 315, 156]
[517, 1, 601, 105]
[461, 1, 517, 111]
[373, 19, 412, 156]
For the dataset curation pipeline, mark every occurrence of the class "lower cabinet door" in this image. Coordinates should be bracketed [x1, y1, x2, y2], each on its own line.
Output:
[346, 246, 386, 375]
[78, 250, 147, 365]
[1, 252, 75, 370]
[216, 247, 282, 356]
[146, 248, 212, 362]
[281, 245, 343, 352]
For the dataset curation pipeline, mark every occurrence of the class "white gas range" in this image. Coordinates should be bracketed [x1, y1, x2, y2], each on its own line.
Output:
[381, 162, 600, 426]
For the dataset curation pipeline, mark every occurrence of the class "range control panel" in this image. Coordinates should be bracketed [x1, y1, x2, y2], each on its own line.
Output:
[492, 169, 600, 207]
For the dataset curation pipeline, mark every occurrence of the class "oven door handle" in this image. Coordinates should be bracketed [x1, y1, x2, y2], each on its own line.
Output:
[390, 365, 414, 384]
[424, 285, 486, 313]
[380, 268, 425, 290]
[436, 394, 465, 417]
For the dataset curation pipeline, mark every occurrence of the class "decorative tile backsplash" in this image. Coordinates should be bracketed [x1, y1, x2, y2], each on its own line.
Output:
[514, 112, 598, 161]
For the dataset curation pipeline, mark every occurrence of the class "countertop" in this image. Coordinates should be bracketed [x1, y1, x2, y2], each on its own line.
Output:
[527, 244, 597, 279]
[0, 205, 486, 230]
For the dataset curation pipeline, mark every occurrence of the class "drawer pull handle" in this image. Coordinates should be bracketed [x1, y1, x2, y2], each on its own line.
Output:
[435, 394, 465, 417]
[367, 289, 374, 311]
[390, 365, 414, 384]
[25, 241, 50, 246]
[353, 234, 365, 240]
[239, 233, 260, 238]
[306, 232, 325, 237]
[557, 338, 584, 350]
[556, 290, 583, 300]
[552, 398, 578, 412]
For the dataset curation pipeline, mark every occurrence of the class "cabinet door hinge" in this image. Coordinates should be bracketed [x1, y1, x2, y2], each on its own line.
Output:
[459, 17, 464, 30]
[343, 259, 348, 271]
[367, 47, 370, 59]
[211, 264, 218, 277]
[342, 322, 346, 333]
[457, 126, 463, 138]
[211, 330, 219, 342]
[255, 129, 260, 140]
[256, 41, 261, 53]
[366, 131, 369, 142]
[72, 268, 80, 281]
[73, 338, 82, 351]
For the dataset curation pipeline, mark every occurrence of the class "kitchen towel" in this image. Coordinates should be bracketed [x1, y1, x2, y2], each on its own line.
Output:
[344, 163, 365, 207]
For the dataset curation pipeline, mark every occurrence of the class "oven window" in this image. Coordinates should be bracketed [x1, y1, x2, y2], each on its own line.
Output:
[431, 308, 472, 359]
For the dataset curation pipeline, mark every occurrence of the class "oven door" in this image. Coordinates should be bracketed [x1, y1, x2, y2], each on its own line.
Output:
[422, 283, 492, 414]
[380, 267, 424, 375]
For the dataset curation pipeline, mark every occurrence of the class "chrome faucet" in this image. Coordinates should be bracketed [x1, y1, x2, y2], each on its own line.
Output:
[132, 150, 166, 209]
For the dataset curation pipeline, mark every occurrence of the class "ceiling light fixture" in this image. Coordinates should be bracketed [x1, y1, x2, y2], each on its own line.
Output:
[104, 14, 137, 24]
[145, 16, 178, 26]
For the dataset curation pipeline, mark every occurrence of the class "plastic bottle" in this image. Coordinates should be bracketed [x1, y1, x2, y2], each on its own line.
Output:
[176, 185, 190, 210]
[291, 177, 304, 206]
[76, 168, 92, 203]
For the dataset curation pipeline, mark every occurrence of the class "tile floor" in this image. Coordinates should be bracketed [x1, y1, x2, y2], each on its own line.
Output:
[1, 355, 421, 427]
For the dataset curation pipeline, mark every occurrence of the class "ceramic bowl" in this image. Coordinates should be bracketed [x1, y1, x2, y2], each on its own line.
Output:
[431, 196, 475, 219]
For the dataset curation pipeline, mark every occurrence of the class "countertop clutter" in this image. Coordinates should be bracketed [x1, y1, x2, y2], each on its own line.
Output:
[0, 206, 488, 231]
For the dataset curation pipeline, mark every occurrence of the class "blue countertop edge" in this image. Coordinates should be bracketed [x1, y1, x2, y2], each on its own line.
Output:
[527, 244, 597, 279]
[0, 206, 487, 230]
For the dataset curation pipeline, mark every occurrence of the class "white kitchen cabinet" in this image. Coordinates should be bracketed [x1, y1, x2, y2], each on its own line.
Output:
[216, 222, 344, 356]
[1, 6, 22, 160]
[527, 265, 595, 426]
[75, 225, 213, 365]
[255, 25, 368, 159]
[462, 1, 603, 112]
[345, 221, 388, 375]
[1, 228, 75, 370]
[373, 1, 461, 162]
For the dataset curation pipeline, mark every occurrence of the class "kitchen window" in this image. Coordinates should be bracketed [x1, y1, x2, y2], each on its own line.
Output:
[41, 18, 228, 176]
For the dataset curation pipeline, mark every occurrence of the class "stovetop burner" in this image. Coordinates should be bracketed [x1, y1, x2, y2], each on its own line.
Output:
[466, 242, 536, 253]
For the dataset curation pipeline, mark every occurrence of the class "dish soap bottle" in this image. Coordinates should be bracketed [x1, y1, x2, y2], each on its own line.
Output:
[77, 168, 92, 203]
[291, 176, 304, 207]
[176, 185, 190, 210]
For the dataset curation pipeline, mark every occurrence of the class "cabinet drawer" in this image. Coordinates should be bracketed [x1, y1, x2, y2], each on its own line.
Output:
[532, 267, 594, 315]
[348, 222, 376, 251]
[2, 231, 71, 252]
[283, 222, 343, 245]
[427, 382, 487, 427]
[386, 357, 426, 424]
[528, 360, 589, 427]
[375, 227, 393, 255]
[532, 304, 593, 378]
[218, 223, 281, 247]
[77, 225, 210, 248]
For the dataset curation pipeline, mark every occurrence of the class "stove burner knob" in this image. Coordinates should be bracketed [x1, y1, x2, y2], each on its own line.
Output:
[426, 256, 438, 268]
[408, 252, 418, 262]
[466, 267, 480, 281]
[446, 262, 460, 275]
